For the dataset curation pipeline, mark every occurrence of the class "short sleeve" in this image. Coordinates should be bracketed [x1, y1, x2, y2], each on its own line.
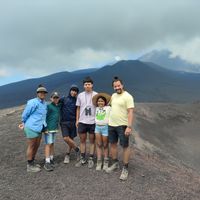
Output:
[126, 94, 134, 109]
[76, 94, 81, 106]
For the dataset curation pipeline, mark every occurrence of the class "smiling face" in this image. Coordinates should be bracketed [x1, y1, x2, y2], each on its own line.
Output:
[70, 90, 78, 97]
[97, 97, 106, 108]
[113, 80, 124, 94]
[84, 82, 93, 92]
[51, 96, 59, 104]
[37, 91, 47, 100]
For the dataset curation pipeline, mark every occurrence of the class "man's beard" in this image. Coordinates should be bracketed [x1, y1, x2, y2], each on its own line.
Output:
[115, 89, 123, 94]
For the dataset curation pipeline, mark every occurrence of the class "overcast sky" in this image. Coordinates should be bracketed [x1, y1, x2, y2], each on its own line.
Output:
[0, 0, 200, 85]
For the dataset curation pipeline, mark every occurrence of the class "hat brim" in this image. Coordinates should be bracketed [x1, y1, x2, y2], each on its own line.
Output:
[92, 93, 111, 106]
[37, 91, 48, 93]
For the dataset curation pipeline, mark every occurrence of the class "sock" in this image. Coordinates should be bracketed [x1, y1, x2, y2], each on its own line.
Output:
[27, 159, 34, 165]
[45, 157, 50, 163]
[50, 155, 54, 160]
[123, 163, 129, 169]
[66, 152, 70, 156]
[75, 147, 80, 152]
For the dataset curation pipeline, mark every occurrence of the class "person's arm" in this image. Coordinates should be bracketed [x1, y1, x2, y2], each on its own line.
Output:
[19, 100, 37, 130]
[21, 100, 37, 123]
[76, 106, 80, 127]
[125, 108, 134, 136]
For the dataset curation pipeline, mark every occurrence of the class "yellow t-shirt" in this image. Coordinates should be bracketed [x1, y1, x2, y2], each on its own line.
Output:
[109, 91, 134, 126]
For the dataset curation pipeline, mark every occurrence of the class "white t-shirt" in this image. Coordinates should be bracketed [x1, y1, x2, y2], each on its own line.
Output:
[95, 106, 111, 126]
[76, 91, 97, 124]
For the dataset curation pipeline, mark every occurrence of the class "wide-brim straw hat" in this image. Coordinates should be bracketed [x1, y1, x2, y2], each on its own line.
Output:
[92, 93, 111, 106]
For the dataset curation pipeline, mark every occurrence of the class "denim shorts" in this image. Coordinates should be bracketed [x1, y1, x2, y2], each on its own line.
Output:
[95, 125, 108, 136]
[44, 132, 56, 144]
[108, 125, 129, 148]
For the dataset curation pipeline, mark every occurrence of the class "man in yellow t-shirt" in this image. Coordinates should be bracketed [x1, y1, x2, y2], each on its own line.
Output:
[106, 77, 134, 181]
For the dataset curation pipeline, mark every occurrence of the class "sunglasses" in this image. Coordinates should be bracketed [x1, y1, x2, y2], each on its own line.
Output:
[52, 96, 59, 99]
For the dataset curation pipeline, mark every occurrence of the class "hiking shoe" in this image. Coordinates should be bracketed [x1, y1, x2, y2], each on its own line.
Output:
[102, 158, 109, 171]
[27, 164, 41, 173]
[50, 159, 55, 168]
[75, 157, 87, 167]
[64, 154, 70, 164]
[44, 162, 54, 172]
[88, 157, 94, 169]
[119, 167, 129, 181]
[105, 161, 119, 173]
[96, 159, 102, 171]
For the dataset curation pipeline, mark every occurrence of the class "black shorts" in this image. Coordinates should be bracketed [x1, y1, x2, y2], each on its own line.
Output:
[108, 125, 129, 148]
[60, 121, 77, 139]
[78, 123, 95, 134]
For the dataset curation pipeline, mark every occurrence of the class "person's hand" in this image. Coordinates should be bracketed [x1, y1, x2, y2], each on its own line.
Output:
[76, 121, 79, 128]
[125, 127, 132, 137]
[18, 123, 24, 130]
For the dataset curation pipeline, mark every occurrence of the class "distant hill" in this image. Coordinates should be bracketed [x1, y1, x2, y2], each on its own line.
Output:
[139, 49, 200, 73]
[0, 60, 200, 109]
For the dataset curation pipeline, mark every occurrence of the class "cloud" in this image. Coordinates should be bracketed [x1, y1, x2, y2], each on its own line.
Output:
[0, 68, 11, 78]
[0, 0, 200, 78]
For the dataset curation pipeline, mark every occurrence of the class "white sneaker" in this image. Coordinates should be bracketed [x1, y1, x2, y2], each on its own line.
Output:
[64, 154, 70, 164]
[105, 161, 119, 173]
[102, 158, 109, 171]
[119, 167, 129, 181]
[96, 159, 102, 171]
[27, 164, 41, 173]
[75, 157, 87, 167]
[88, 157, 94, 169]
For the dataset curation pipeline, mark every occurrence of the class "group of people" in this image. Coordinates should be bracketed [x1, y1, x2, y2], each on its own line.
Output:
[19, 76, 134, 181]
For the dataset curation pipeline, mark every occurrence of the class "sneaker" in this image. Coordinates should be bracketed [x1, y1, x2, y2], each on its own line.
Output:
[96, 159, 102, 171]
[105, 161, 119, 173]
[44, 162, 54, 172]
[33, 160, 41, 168]
[88, 157, 94, 169]
[64, 154, 70, 164]
[50, 159, 55, 168]
[119, 167, 129, 181]
[102, 158, 109, 171]
[27, 164, 41, 173]
[75, 157, 87, 167]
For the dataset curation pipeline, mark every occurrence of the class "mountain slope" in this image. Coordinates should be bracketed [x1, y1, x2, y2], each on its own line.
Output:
[139, 49, 200, 73]
[0, 60, 200, 109]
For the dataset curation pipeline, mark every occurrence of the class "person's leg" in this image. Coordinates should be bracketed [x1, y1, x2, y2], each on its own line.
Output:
[119, 126, 130, 181]
[27, 138, 37, 162]
[63, 136, 78, 151]
[32, 136, 42, 160]
[102, 135, 109, 159]
[95, 133, 102, 160]
[26, 137, 41, 172]
[106, 126, 119, 173]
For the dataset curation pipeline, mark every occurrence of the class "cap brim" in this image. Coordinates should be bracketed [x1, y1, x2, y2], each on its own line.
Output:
[92, 93, 111, 106]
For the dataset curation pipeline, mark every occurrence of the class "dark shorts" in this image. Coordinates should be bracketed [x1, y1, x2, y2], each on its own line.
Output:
[108, 125, 129, 148]
[60, 121, 77, 139]
[78, 123, 95, 134]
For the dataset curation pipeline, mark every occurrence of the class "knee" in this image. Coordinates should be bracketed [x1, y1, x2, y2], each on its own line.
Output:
[103, 142, 108, 149]
[96, 142, 103, 148]
[64, 137, 70, 143]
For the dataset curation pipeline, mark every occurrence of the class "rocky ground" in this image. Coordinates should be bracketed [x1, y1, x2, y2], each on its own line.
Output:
[0, 104, 200, 200]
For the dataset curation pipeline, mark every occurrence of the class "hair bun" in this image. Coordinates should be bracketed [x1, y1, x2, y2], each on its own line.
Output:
[38, 84, 43, 88]
[114, 76, 119, 80]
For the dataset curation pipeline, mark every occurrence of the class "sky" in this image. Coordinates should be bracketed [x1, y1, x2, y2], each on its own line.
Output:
[0, 0, 200, 86]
